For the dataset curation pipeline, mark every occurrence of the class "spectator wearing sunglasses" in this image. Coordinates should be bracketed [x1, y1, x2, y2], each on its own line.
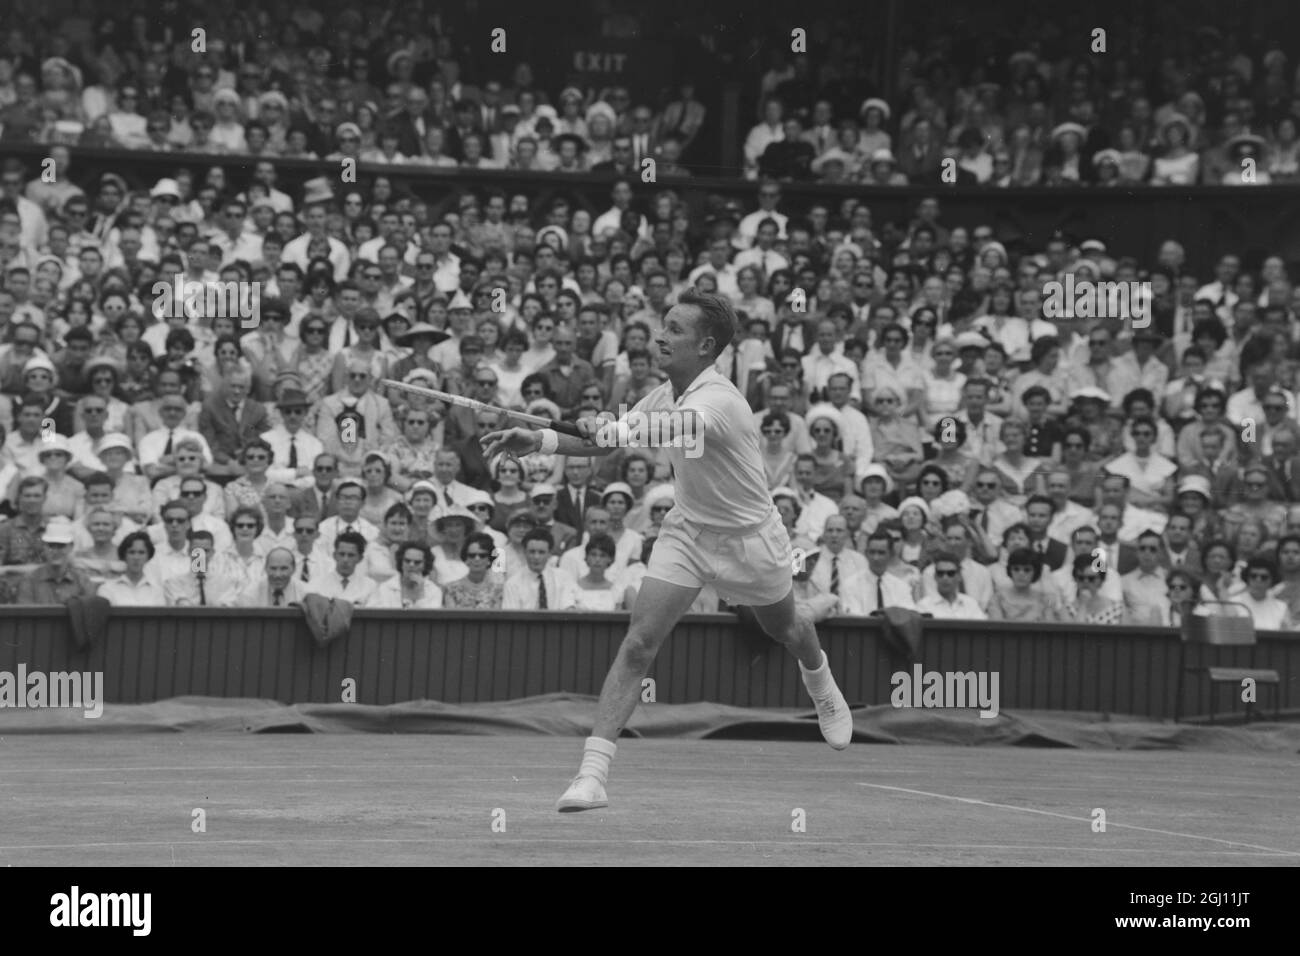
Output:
[1234, 557, 1293, 630]
[1060, 552, 1125, 624]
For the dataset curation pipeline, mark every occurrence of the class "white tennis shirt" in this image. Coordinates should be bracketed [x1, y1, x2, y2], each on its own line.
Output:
[628, 367, 773, 531]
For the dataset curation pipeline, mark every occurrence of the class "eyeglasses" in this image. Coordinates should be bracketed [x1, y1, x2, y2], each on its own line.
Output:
[303, 327, 327, 336]
[811, 426, 834, 435]
[1247, 571, 1273, 581]
[314, 465, 336, 472]
[468, 504, 492, 512]
[233, 522, 258, 529]
[179, 490, 204, 499]
[1137, 545, 1161, 552]
[976, 481, 1000, 490]
[349, 373, 370, 380]
[934, 568, 959, 577]
[163, 516, 189, 525]
[294, 527, 318, 534]
[465, 551, 492, 559]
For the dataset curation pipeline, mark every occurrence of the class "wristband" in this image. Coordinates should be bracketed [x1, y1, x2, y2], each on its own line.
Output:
[538, 428, 559, 455]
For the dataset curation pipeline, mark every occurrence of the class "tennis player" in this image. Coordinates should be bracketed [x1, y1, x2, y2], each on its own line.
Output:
[482, 290, 853, 812]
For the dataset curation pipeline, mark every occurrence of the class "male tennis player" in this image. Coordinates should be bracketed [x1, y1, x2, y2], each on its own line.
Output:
[482, 290, 853, 812]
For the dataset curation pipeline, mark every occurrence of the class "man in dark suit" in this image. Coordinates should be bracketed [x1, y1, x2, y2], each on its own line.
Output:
[198, 368, 270, 480]
[1025, 496, 1069, 571]
[290, 453, 340, 520]
[555, 457, 603, 530]
[391, 88, 442, 159]
[1262, 429, 1300, 502]
[452, 410, 498, 492]
[1160, 512, 1203, 575]
[1096, 503, 1139, 576]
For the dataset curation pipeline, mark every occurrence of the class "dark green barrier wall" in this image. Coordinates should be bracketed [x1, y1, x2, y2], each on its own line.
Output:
[1, 609, 1296, 721]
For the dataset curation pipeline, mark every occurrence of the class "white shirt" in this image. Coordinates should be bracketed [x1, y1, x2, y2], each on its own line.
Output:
[305, 567, 378, 605]
[261, 425, 324, 484]
[628, 368, 773, 531]
[921, 557, 994, 611]
[1047, 500, 1096, 546]
[792, 488, 839, 540]
[282, 233, 351, 281]
[97, 573, 166, 606]
[316, 514, 380, 556]
[733, 246, 790, 276]
[1235, 593, 1291, 631]
[863, 569, 917, 612]
[147, 513, 232, 551]
[737, 208, 789, 247]
[916, 591, 988, 620]
[230, 577, 308, 608]
[371, 577, 444, 609]
[801, 350, 861, 401]
[503, 566, 579, 610]
[809, 547, 870, 615]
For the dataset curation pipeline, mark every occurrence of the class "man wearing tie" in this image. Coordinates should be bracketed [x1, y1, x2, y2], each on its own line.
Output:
[556, 457, 602, 530]
[809, 515, 870, 614]
[163, 531, 235, 606]
[263, 389, 323, 485]
[305, 531, 376, 605]
[1024, 496, 1069, 571]
[863, 530, 916, 612]
[315, 480, 380, 556]
[428, 449, 475, 521]
[231, 547, 306, 607]
[291, 453, 341, 520]
[291, 517, 322, 585]
[503, 527, 578, 609]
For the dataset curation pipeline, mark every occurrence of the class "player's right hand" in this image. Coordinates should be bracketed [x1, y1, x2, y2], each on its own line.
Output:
[480, 426, 539, 459]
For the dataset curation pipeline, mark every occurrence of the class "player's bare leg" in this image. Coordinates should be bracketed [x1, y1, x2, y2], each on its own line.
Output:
[557, 577, 701, 812]
[751, 589, 854, 749]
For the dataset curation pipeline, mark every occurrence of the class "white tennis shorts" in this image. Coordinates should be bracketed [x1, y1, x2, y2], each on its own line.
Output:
[646, 506, 793, 607]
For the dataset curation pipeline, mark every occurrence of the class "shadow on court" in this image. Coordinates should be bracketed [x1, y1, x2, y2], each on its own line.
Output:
[0, 735, 1296, 865]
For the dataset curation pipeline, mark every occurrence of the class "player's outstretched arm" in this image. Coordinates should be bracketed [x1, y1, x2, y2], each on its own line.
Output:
[480, 421, 615, 460]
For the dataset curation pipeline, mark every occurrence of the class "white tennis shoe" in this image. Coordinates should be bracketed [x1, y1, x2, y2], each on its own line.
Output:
[806, 677, 853, 750]
[556, 774, 609, 812]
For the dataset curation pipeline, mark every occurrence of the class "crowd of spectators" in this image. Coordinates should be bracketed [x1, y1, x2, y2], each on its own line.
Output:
[1, 142, 1299, 627]
[0, 3, 1299, 627]
[4, 2, 1300, 182]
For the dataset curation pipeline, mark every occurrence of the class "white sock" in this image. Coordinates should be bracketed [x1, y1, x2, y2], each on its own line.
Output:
[799, 651, 833, 697]
[578, 736, 617, 785]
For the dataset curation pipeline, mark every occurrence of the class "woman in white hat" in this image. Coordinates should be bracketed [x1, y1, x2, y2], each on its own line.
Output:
[870, 385, 925, 492]
[33, 438, 83, 520]
[895, 496, 939, 569]
[1151, 113, 1199, 186]
[585, 102, 618, 165]
[805, 404, 854, 501]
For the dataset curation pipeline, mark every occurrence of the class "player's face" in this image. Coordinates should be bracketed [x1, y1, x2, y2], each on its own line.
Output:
[656, 304, 710, 373]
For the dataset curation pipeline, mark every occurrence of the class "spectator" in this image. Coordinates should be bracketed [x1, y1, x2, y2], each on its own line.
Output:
[916, 551, 987, 619]
[15, 517, 95, 604]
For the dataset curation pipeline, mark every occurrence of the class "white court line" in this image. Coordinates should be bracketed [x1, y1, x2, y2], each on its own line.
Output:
[0, 837, 1282, 855]
[858, 783, 1300, 857]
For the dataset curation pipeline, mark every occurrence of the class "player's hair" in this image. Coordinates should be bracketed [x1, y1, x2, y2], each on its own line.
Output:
[675, 288, 737, 359]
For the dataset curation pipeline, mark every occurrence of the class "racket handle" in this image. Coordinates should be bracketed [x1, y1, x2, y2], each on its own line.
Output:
[550, 419, 583, 438]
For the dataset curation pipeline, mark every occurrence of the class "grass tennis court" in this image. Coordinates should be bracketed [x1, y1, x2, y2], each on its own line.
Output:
[1, 734, 1296, 865]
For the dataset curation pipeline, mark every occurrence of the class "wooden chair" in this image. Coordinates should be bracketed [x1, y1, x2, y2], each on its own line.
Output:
[1174, 601, 1280, 723]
